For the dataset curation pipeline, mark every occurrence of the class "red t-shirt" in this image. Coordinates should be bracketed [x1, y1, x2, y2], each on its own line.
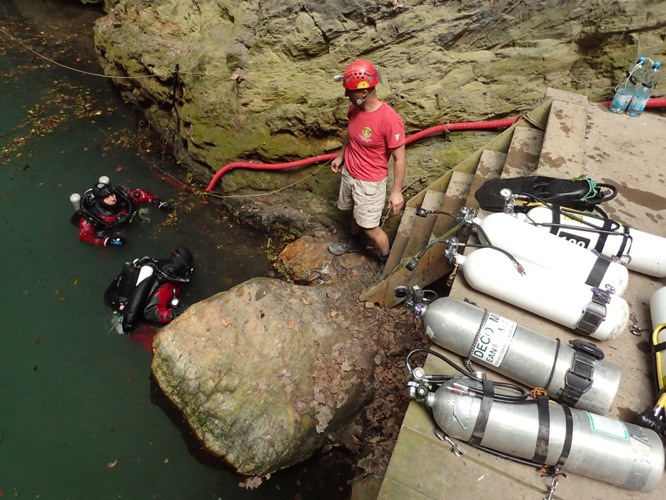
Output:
[344, 102, 405, 182]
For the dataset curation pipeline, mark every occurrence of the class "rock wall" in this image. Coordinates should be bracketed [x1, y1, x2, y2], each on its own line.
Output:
[92, 0, 666, 193]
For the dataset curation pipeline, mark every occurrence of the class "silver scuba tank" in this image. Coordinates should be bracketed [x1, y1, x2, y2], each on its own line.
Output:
[398, 288, 621, 414]
[423, 377, 664, 492]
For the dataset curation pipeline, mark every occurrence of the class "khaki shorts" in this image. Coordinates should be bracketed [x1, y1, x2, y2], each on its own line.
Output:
[336, 167, 387, 229]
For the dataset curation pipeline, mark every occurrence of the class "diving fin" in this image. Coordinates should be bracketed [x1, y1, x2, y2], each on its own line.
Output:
[474, 176, 617, 212]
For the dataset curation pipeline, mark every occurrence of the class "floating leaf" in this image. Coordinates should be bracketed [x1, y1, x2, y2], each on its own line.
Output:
[239, 476, 263, 490]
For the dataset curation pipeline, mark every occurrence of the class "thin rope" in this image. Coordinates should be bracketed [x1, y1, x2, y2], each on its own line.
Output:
[0, 26, 159, 79]
[0, 26, 223, 80]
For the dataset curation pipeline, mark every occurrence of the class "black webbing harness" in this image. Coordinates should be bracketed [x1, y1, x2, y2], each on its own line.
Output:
[547, 205, 633, 257]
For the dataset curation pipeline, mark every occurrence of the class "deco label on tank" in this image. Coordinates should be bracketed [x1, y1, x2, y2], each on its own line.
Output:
[471, 313, 517, 367]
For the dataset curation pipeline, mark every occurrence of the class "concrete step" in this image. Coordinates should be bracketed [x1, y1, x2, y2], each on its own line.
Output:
[402, 189, 447, 259]
[382, 206, 418, 277]
[500, 125, 544, 178]
[465, 149, 507, 209]
[535, 97, 588, 176]
[430, 171, 474, 241]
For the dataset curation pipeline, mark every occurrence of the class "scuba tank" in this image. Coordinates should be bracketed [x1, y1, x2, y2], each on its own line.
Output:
[472, 211, 630, 296]
[411, 374, 664, 492]
[70, 193, 81, 211]
[522, 204, 666, 278]
[104, 259, 157, 334]
[70, 175, 109, 210]
[396, 287, 620, 414]
[636, 286, 666, 439]
[649, 286, 666, 391]
[449, 243, 629, 341]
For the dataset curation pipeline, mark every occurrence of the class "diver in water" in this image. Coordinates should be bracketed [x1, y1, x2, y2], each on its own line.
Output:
[104, 247, 194, 334]
[72, 178, 173, 247]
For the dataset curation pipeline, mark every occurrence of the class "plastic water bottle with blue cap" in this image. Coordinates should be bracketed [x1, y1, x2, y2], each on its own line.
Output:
[627, 61, 662, 117]
[609, 57, 647, 114]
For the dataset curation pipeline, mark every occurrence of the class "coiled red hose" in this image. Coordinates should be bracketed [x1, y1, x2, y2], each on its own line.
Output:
[204, 99, 666, 192]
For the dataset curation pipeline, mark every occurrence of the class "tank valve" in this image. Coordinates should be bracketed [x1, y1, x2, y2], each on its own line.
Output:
[70, 193, 81, 211]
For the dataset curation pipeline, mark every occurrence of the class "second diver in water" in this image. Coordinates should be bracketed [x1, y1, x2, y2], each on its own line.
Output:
[104, 247, 194, 334]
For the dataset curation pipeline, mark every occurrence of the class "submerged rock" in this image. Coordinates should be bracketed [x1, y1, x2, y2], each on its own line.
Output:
[151, 277, 379, 475]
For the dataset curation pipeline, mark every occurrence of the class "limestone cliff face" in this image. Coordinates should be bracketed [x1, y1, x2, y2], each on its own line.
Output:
[92, 0, 666, 191]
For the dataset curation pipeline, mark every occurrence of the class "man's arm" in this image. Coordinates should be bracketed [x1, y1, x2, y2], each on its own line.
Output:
[331, 133, 350, 173]
[388, 144, 406, 214]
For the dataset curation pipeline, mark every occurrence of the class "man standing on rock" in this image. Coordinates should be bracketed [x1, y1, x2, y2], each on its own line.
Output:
[328, 60, 406, 280]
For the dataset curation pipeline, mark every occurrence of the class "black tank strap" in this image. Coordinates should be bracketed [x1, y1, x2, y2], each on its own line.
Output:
[468, 379, 494, 447]
[557, 405, 574, 466]
[532, 396, 551, 463]
[585, 254, 611, 288]
[616, 226, 633, 257]
[549, 206, 561, 235]
[544, 338, 562, 393]
[653, 341, 666, 353]
[557, 347, 595, 407]
[576, 288, 610, 336]
[592, 218, 617, 254]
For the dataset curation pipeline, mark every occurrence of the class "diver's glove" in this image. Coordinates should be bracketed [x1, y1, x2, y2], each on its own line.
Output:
[105, 236, 127, 247]
[153, 198, 174, 214]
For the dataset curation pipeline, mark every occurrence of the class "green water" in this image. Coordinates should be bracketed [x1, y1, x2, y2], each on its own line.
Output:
[0, 2, 351, 498]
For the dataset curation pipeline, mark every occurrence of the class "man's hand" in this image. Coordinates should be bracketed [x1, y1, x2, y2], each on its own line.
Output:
[388, 191, 404, 215]
[331, 154, 344, 173]
[152, 198, 174, 213]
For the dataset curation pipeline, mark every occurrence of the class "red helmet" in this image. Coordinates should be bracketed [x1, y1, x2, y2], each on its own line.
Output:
[342, 60, 381, 90]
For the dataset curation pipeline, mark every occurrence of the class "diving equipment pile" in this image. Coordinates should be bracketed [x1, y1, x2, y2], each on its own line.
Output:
[406, 355, 664, 492]
[399, 285, 664, 493]
[411, 175, 666, 339]
[474, 175, 666, 278]
[399, 175, 666, 493]
[396, 287, 620, 414]
[435, 208, 630, 340]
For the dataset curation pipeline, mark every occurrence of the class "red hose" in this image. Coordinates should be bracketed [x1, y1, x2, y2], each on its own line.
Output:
[404, 118, 519, 146]
[598, 97, 666, 107]
[204, 99, 666, 192]
[205, 118, 519, 192]
[204, 153, 337, 192]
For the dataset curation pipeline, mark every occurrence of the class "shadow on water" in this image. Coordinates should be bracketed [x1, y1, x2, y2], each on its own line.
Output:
[0, 1, 353, 498]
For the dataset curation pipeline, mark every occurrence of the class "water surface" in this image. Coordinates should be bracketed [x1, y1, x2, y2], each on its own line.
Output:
[0, 2, 351, 498]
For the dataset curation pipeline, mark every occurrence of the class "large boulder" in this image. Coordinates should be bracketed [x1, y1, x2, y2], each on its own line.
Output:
[92, 0, 666, 193]
[151, 277, 382, 476]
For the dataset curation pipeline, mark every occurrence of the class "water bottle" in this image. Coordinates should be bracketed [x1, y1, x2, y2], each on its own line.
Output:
[609, 57, 647, 113]
[627, 61, 662, 117]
